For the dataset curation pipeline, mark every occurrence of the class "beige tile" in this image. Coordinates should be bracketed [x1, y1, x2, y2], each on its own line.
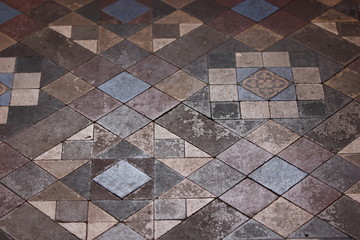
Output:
[246, 120, 300, 155]
[155, 220, 181, 239]
[10, 89, 39, 106]
[241, 101, 270, 119]
[186, 198, 213, 217]
[0, 33, 16, 52]
[158, 157, 212, 176]
[13, 73, 41, 88]
[254, 198, 312, 237]
[262, 52, 290, 67]
[269, 101, 299, 118]
[293, 67, 321, 83]
[210, 85, 238, 101]
[156, 71, 206, 101]
[0, 106, 9, 124]
[296, 84, 325, 100]
[59, 223, 87, 240]
[236, 52, 263, 67]
[209, 68, 237, 84]
[29, 201, 57, 220]
[0, 57, 16, 73]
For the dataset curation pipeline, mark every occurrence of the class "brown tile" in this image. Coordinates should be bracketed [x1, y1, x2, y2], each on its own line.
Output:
[266, 0, 294, 7]
[69, 89, 122, 121]
[284, 176, 341, 214]
[0, 33, 16, 52]
[214, 0, 244, 7]
[234, 24, 283, 51]
[325, 68, 360, 98]
[235, 52, 263, 67]
[296, 84, 325, 100]
[128, 55, 178, 85]
[27, 1, 71, 24]
[182, 0, 228, 22]
[42, 73, 94, 104]
[260, 10, 307, 36]
[153, 24, 180, 38]
[0, 143, 29, 179]
[72, 56, 123, 86]
[279, 137, 333, 172]
[293, 67, 321, 83]
[283, 0, 329, 21]
[127, 87, 179, 120]
[262, 52, 290, 67]
[220, 179, 278, 217]
[1, 0, 46, 12]
[207, 10, 255, 37]
[0, 184, 24, 217]
[162, 0, 194, 8]
[254, 198, 313, 237]
[0, 14, 44, 40]
[71, 25, 99, 40]
[53, 0, 93, 10]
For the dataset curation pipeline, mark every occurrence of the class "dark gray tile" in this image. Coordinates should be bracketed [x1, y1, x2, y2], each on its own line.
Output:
[183, 87, 211, 117]
[289, 51, 317, 67]
[334, 0, 360, 20]
[155, 139, 184, 158]
[0, 184, 24, 218]
[154, 160, 184, 198]
[61, 162, 91, 199]
[211, 102, 240, 120]
[183, 55, 209, 83]
[298, 101, 328, 118]
[210, 38, 256, 53]
[15, 56, 42, 73]
[95, 140, 151, 159]
[156, 104, 240, 156]
[216, 119, 266, 137]
[208, 52, 235, 69]
[323, 85, 352, 116]
[36, 90, 65, 121]
[317, 54, 344, 82]
[62, 141, 93, 160]
[40, 59, 67, 88]
[56, 201, 88, 222]
[96, 223, 146, 240]
[182, 0, 227, 22]
[93, 200, 150, 220]
[7, 106, 37, 124]
[273, 118, 325, 136]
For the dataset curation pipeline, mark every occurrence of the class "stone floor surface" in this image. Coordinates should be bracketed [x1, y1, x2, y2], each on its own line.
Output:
[0, 0, 360, 239]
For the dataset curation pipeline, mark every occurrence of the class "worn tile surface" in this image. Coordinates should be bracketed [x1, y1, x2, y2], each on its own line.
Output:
[1, 0, 360, 239]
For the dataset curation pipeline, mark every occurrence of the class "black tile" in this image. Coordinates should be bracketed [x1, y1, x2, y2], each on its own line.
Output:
[7, 106, 37, 124]
[15, 56, 42, 73]
[334, 0, 360, 20]
[211, 102, 240, 119]
[289, 51, 318, 67]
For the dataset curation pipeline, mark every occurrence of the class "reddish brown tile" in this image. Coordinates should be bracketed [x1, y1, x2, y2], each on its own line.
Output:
[260, 10, 307, 36]
[0, 143, 29, 179]
[27, 1, 71, 24]
[0, 184, 24, 217]
[207, 10, 255, 37]
[1, 0, 46, 12]
[214, 0, 244, 7]
[283, 0, 329, 21]
[349, 57, 360, 73]
[0, 14, 44, 40]
[266, 0, 294, 7]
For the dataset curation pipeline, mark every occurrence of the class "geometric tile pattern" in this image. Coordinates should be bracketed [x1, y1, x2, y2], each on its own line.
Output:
[1, 0, 360, 239]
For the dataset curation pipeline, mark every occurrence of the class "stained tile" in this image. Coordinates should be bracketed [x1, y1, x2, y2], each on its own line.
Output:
[232, 0, 279, 22]
[98, 105, 150, 138]
[7, 106, 37, 124]
[289, 51, 318, 67]
[72, 56, 123, 87]
[249, 157, 307, 194]
[211, 102, 240, 120]
[96, 140, 151, 159]
[156, 104, 240, 156]
[217, 139, 272, 175]
[15, 56, 42, 73]
[62, 141, 93, 160]
[0, 14, 44, 40]
[253, 198, 312, 237]
[319, 196, 360, 239]
[159, 200, 248, 240]
[128, 55, 178, 85]
[27, 1, 71, 24]
[155, 139, 184, 158]
[293, 67, 321, 84]
[155, 199, 186, 220]
[325, 68, 360, 98]
[98, 72, 150, 102]
[278, 137, 333, 172]
[235, 52, 263, 67]
[182, 0, 227, 22]
[312, 156, 360, 192]
[0, 143, 29, 178]
[298, 100, 327, 117]
[0, 162, 56, 199]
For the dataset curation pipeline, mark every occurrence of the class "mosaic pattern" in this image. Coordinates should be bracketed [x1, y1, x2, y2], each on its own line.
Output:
[1, 0, 360, 239]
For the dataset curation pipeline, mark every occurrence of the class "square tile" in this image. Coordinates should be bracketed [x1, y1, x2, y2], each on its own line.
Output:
[10, 89, 39, 106]
[127, 87, 179, 120]
[210, 85, 238, 101]
[246, 120, 300, 154]
[289, 52, 318, 67]
[232, 0, 279, 22]
[284, 176, 341, 215]
[269, 101, 299, 118]
[262, 52, 290, 67]
[15, 56, 42, 73]
[236, 52, 263, 67]
[211, 102, 240, 119]
[278, 137, 333, 173]
[217, 138, 273, 175]
[293, 67, 321, 83]
[0, 107, 8, 124]
[13, 73, 41, 89]
[0, 58, 16, 73]
[98, 72, 150, 102]
[298, 100, 327, 117]
[188, 159, 245, 196]
[102, 0, 150, 23]
[241, 101, 270, 119]
[254, 198, 312, 237]
[155, 199, 186, 220]
[56, 201, 88, 222]
[312, 156, 360, 192]
[208, 52, 236, 69]
[209, 68, 237, 84]
[8, 106, 37, 124]
[220, 179, 278, 216]
[250, 156, 307, 194]
[0, 2, 20, 24]
[296, 84, 325, 100]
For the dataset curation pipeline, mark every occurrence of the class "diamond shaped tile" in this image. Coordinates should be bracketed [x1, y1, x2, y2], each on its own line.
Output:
[0, 143, 29, 178]
[249, 157, 307, 195]
[93, 160, 151, 198]
[102, 0, 150, 23]
[0, 184, 24, 217]
[232, 0, 279, 22]
[98, 72, 150, 102]
[0, 2, 20, 24]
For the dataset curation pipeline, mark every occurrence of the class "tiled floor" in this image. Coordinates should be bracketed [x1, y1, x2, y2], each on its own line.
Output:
[0, 0, 360, 239]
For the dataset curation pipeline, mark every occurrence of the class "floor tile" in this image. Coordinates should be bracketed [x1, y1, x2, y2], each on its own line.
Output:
[155, 199, 186, 220]
[96, 223, 146, 240]
[325, 68, 360, 98]
[0, 184, 24, 217]
[293, 67, 321, 83]
[284, 0, 329, 21]
[240, 101, 270, 119]
[56, 200, 88, 222]
[0, 14, 44, 40]
[27, 1, 71, 24]
[208, 52, 235, 69]
[0, 143, 29, 178]
[211, 102, 240, 120]
[210, 85, 238, 102]
[181, 0, 227, 22]
[209, 68, 236, 84]
[269, 101, 299, 118]
[232, 0, 279, 22]
[0, 2, 20, 25]
[103, 0, 149, 23]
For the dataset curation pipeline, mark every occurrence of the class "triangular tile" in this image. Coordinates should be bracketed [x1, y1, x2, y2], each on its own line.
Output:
[152, 0, 176, 21]
[88, 222, 117, 240]
[74, 40, 98, 53]
[156, 10, 202, 24]
[344, 36, 360, 46]
[183, 55, 208, 83]
[61, 162, 91, 199]
[238, 86, 264, 101]
[34, 160, 88, 179]
[36, 90, 66, 122]
[67, 124, 94, 141]
[179, 23, 202, 36]
[158, 157, 212, 177]
[40, 59, 68, 88]
[90, 181, 121, 201]
[98, 27, 124, 53]
[224, 219, 283, 239]
[339, 137, 360, 153]
[59, 223, 87, 240]
[88, 202, 118, 222]
[94, 200, 151, 221]
[345, 182, 360, 202]
[127, 25, 153, 52]
[312, 9, 357, 22]
[29, 201, 56, 220]
[125, 202, 154, 239]
[51, 12, 97, 26]
[102, 24, 148, 38]
[313, 22, 338, 35]
[273, 118, 325, 136]
[185, 141, 211, 157]
[95, 140, 151, 159]
[186, 198, 213, 217]
[154, 123, 179, 139]
[153, 38, 176, 52]
[93, 124, 121, 157]
[236, 68, 260, 82]
[159, 179, 215, 198]
[95, 223, 147, 240]
[29, 182, 85, 201]
[75, 0, 99, 23]
[49, 25, 72, 38]
[216, 119, 266, 137]
[126, 123, 154, 156]
[155, 220, 181, 239]
[271, 85, 296, 101]
[34, 143, 62, 160]
[154, 160, 184, 198]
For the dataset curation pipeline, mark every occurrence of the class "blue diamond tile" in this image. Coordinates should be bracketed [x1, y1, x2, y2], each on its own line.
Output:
[102, 0, 150, 23]
[98, 72, 150, 102]
[249, 157, 307, 195]
[0, 2, 20, 24]
[0, 73, 14, 88]
[93, 160, 151, 198]
[232, 0, 279, 22]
